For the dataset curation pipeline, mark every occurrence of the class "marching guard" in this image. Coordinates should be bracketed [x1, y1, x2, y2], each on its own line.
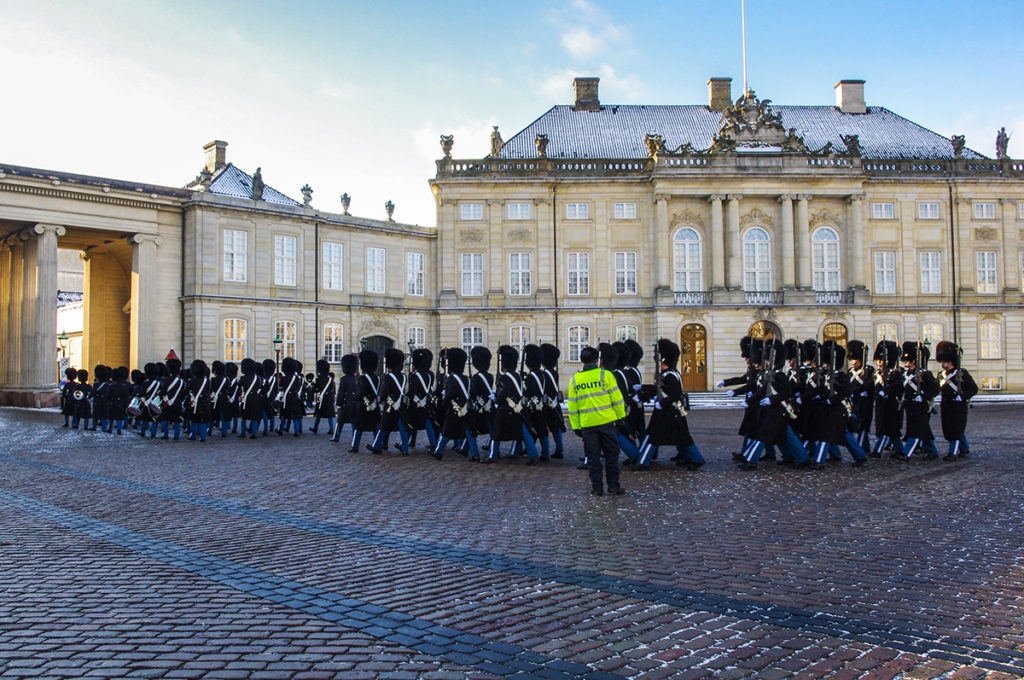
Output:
[405, 348, 438, 451]
[898, 341, 940, 459]
[935, 341, 977, 459]
[870, 340, 903, 456]
[635, 339, 704, 471]
[350, 349, 381, 452]
[310, 359, 336, 435]
[846, 340, 875, 451]
[488, 345, 539, 464]
[332, 354, 360, 444]
[540, 343, 567, 459]
[368, 348, 409, 455]
[467, 346, 494, 462]
[432, 347, 477, 460]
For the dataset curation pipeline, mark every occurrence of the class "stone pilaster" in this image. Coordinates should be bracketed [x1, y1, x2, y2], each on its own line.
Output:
[847, 194, 865, 289]
[796, 195, 811, 290]
[779, 195, 796, 289]
[709, 195, 725, 290]
[655, 195, 671, 300]
[5, 236, 23, 388]
[130, 233, 160, 369]
[726, 195, 742, 289]
[18, 224, 65, 388]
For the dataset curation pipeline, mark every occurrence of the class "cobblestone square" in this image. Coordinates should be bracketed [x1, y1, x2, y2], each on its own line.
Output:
[1, 404, 1022, 679]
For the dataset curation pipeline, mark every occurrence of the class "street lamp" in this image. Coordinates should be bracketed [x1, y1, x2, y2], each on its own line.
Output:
[57, 330, 69, 358]
[273, 334, 283, 375]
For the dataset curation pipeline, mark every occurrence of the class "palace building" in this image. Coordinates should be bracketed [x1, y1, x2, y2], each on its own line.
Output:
[1, 75, 1023, 405]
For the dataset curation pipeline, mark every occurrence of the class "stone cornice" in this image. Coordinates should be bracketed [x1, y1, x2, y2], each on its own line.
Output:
[0, 180, 175, 211]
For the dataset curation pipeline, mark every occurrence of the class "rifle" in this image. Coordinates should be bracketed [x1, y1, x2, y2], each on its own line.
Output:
[511, 345, 538, 439]
[653, 341, 665, 401]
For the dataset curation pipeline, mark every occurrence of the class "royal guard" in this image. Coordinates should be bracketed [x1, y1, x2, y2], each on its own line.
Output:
[237, 358, 263, 439]
[405, 348, 438, 451]
[368, 348, 409, 454]
[467, 346, 494, 461]
[870, 340, 903, 456]
[432, 347, 477, 461]
[898, 341, 940, 459]
[846, 340, 875, 450]
[187, 359, 213, 442]
[522, 344, 551, 460]
[635, 339, 703, 471]
[350, 349, 381, 452]
[332, 354, 360, 444]
[540, 343, 567, 459]
[935, 341, 977, 460]
[489, 345, 539, 464]
[310, 359, 337, 435]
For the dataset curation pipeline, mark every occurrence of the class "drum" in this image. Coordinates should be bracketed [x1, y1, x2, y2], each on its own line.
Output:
[148, 395, 164, 417]
[126, 396, 143, 417]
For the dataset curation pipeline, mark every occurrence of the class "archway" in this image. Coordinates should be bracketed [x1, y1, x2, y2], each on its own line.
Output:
[359, 335, 393, 372]
[748, 320, 782, 340]
[679, 323, 707, 392]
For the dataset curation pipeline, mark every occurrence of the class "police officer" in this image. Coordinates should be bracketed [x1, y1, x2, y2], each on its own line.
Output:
[567, 345, 626, 496]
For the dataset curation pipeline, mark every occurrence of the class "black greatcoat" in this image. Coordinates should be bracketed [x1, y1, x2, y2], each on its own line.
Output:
[280, 373, 305, 419]
[92, 381, 110, 421]
[623, 365, 645, 438]
[261, 374, 280, 419]
[108, 381, 130, 420]
[938, 368, 977, 441]
[336, 375, 360, 424]
[405, 370, 433, 430]
[902, 369, 940, 440]
[439, 373, 473, 438]
[820, 371, 851, 445]
[541, 369, 567, 433]
[210, 375, 228, 421]
[468, 371, 494, 436]
[522, 371, 549, 437]
[223, 378, 241, 419]
[800, 368, 829, 442]
[753, 370, 793, 447]
[645, 371, 693, 447]
[377, 371, 406, 432]
[238, 374, 263, 420]
[491, 371, 525, 442]
[353, 374, 381, 432]
[188, 375, 213, 424]
[160, 376, 187, 423]
[72, 383, 92, 419]
[312, 374, 336, 418]
[848, 365, 875, 434]
[874, 368, 904, 440]
[734, 368, 760, 437]
[60, 380, 76, 416]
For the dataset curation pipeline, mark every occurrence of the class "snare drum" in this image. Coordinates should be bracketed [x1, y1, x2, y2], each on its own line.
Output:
[126, 396, 143, 417]
[148, 395, 165, 417]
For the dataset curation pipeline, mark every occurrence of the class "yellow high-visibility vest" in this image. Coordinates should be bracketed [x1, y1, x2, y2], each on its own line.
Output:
[566, 368, 626, 430]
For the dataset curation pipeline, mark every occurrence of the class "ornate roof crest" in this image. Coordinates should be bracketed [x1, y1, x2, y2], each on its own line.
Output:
[716, 90, 787, 145]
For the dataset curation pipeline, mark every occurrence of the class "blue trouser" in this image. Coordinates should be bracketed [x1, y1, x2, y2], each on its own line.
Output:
[828, 430, 867, 461]
[871, 434, 892, 454]
[435, 430, 479, 459]
[638, 441, 702, 467]
[71, 416, 90, 429]
[618, 432, 641, 462]
[854, 429, 870, 450]
[372, 421, 408, 452]
[491, 424, 538, 461]
[161, 421, 181, 439]
[351, 429, 369, 449]
[291, 417, 303, 434]
[902, 437, 939, 458]
[551, 428, 564, 453]
[947, 438, 969, 456]
[754, 427, 808, 464]
[263, 414, 275, 434]
[105, 419, 124, 434]
[312, 417, 335, 435]
[191, 423, 208, 441]
[248, 419, 259, 437]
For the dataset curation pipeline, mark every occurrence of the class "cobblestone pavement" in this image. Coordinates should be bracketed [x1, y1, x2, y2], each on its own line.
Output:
[1, 405, 1023, 679]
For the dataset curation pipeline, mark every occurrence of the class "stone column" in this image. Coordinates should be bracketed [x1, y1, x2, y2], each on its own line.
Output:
[130, 234, 160, 369]
[847, 194, 865, 289]
[0, 243, 8, 386]
[6, 237, 23, 387]
[534, 198, 553, 302]
[655, 195, 670, 293]
[439, 199, 456, 294]
[779, 195, 796, 289]
[709, 195, 725, 289]
[726, 195, 742, 289]
[1001, 199, 1017, 293]
[796, 195, 811, 289]
[21, 224, 65, 388]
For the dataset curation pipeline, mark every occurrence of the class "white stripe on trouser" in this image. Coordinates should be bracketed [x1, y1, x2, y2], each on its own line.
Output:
[952, 439, 960, 456]
[814, 442, 828, 464]
[905, 438, 920, 457]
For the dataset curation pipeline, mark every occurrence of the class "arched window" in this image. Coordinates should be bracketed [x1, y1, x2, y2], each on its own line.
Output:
[822, 322, 848, 348]
[323, 323, 344, 362]
[812, 227, 841, 291]
[748, 321, 782, 341]
[673, 227, 702, 292]
[742, 227, 771, 291]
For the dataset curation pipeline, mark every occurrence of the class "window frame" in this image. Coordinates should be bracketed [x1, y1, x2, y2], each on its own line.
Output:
[811, 226, 841, 291]
[920, 322, 943, 346]
[508, 252, 532, 296]
[976, 250, 998, 294]
[567, 325, 591, 363]
[742, 227, 772, 292]
[322, 322, 345, 363]
[871, 202, 895, 220]
[322, 241, 344, 291]
[223, 318, 247, 361]
[509, 326, 532, 353]
[460, 252, 484, 297]
[917, 202, 940, 220]
[506, 202, 531, 220]
[979, 322, 1002, 359]
[874, 251, 897, 295]
[614, 251, 638, 295]
[407, 326, 426, 351]
[566, 251, 590, 296]
[919, 251, 942, 295]
[565, 203, 589, 220]
[406, 250, 424, 297]
[460, 203, 483, 221]
[613, 202, 637, 220]
[615, 325, 638, 342]
[673, 227, 703, 292]
[973, 202, 997, 220]
[273, 234, 297, 287]
[223, 229, 248, 283]
[875, 322, 899, 344]
[274, 320, 297, 359]
[461, 326, 484, 353]
[366, 246, 386, 294]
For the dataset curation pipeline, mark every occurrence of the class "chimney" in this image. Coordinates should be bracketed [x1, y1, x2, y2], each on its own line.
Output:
[707, 77, 732, 111]
[203, 140, 228, 173]
[834, 80, 866, 114]
[573, 77, 600, 112]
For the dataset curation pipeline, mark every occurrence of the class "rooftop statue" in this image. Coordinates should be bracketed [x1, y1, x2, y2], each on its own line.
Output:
[535, 133, 549, 158]
[440, 134, 454, 158]
[251, 167, 264, 201]
[996, 127, 1011, 159]
[951, 135, 966, 158]
[489, 126, 503, 157]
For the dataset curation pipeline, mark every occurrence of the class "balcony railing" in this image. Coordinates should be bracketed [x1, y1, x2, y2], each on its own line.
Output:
[815, 290, 854, 305]
[745, 291, 783, 305]
[673, 291, 713, 305]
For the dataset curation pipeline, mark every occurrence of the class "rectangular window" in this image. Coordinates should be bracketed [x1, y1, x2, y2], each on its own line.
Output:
[460, 253, 483, 296]
[567, 252, 590, 295]
[565, 203, 589, 220]
[871, 202, 895, 220]
[509, 326, 532, 353]
[920, 252, 941, 294]
[407, 326, 425, 350]
[323, 242, 343, 291]
[973, 202, 997, 219]
[322, 323, 344, 363]
[508, 252, 532, 296]
[223, 318, 246, 361]
[976, 250, 997, 294]
[461, 326, 484, 353]
[920, 323, 943, 345]
[567, 325, 590, 363]
[273, 235, 296, 286]
[980, 376, 1003, 390]
[274, 320, 297, 359]
[223, 229, 247, 282]
[614, 251, 638, 295]
[613, 202, 637, 219]
[980, 322, 1002, 359]
[875, 323, 898, 344]
[406, 251, 424, 296]
[615, 325, 638, 342]
[874, 251, 896, 294]
[460, 203, 483, 221]
[507, 202, 531, 220]
[918, 202, 940, 220]
[366, 247, 386, 294]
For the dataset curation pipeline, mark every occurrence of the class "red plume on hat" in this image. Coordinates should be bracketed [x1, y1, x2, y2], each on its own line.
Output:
[165, 348, 180, 362]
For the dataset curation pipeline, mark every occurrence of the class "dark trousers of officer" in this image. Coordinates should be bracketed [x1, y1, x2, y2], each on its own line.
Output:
[583, 423, 621, 492]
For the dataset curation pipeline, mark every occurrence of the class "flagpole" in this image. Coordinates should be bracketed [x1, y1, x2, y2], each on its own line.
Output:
[741, 0, 748, 94]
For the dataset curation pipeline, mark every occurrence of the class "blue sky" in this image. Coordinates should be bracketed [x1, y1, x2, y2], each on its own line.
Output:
[2, 0, 1021, 227]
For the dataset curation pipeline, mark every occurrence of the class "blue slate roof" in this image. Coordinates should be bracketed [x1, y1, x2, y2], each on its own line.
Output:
[195, 163, 301, 206]
[499, 105, 985, 161]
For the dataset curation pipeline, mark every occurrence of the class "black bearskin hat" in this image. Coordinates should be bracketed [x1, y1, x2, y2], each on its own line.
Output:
[624, 339, 643, 368]
[771, 339, 787, 370]
[158, 362, 169, 377]
[64, 367, 77, 380]
[190, 359, 209, 377]
[412, 348, 433, 372]
[358, 349, 378, 373]
[523, 344, 543, 371]
[847, 340, 866, 364]
[112, 366, 127, 382]
[225, 362, 238, 379]
[166, 358, 181, 375]
[784, 339, 800, 361]
[262, 359, 276, 377]
[384, 348, 405, 372]
[873, 340, 900, 368]
[750, 338, 765, 366]
[211, 360, 225, 377]
[470, 346, 491, 372]
[144, 362, 159, 379]
[598, 342, 618, 369]
[657, 338, 680, 369]
[800, 339, 819, 363]
[579, 346, 599, 364]
[902, 341, 929, 365]
[497, 345, 518, 372]
[281, 357, 296, 375]
[295, 361, 303, 374]
[446, 347, 468, 375]
[94, 365, 110, 381]
[316, 359, 330, 375]
[935, 340, 960, 367]
[131, 369, 145, 385]
[740, 335, 753, 359]
[540, 343, 560, 369]
[77, 369, 89, 382]
[612, 341, 630, 371]
[821, 341, 845, 367]
[241, 358, 256, 376]
[340, 354, 359, 375]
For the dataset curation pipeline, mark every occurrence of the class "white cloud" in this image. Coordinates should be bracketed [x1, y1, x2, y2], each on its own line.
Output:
[555, 0, 631, 60]
[316, 79, 358, 102]
[561, 26, 602, 59]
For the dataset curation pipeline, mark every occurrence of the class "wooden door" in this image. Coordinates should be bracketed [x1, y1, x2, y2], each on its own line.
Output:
[679, 324, 707, 392]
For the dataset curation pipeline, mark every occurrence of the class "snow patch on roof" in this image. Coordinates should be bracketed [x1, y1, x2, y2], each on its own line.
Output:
[191, 164, 301, 206]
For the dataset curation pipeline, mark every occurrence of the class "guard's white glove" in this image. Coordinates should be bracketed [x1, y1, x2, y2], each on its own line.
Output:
[955, 395, 962, 402]
[759, 397, 771, 406]
[715, 380, 725, 389]
[488, 392, 496, 401]
[914, 395, 923, 402]
[878, 390, 886, 398]
[632, 395, 641, 403]
[631, 384, 641, 392]
[826, 398, 832, 405]
[746, 392, 753, 399]
[860, 391, 868, 397]
[725, 390, 736, 397]
[653, 401, 663, 410]
[795, 396, 802, 405]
